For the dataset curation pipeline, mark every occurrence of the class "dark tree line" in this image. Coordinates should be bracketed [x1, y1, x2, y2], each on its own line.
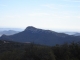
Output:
[52, 42, 80, 60]
[0, 40, 80, 60]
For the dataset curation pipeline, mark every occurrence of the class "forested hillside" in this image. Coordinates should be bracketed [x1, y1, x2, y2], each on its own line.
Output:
[0, 40, 80, 60]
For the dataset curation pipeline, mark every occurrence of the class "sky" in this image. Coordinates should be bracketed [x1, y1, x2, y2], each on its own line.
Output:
[0, 0, 80, 32]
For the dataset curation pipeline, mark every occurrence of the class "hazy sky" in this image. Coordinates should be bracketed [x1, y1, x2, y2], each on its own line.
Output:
[0, 0, 80, 31]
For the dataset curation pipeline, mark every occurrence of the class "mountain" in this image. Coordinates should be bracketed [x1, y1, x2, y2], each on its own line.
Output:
[0, 28, 23, 31]
[73, 33, 80, 36]
[64, 32, 77, 35]
[64, 32, 80, 36]
[0, 30, 19, 36]
[0, 26, 80, 46]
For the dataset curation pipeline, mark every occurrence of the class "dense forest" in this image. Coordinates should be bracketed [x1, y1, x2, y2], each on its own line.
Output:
[0, 40, 80, 60]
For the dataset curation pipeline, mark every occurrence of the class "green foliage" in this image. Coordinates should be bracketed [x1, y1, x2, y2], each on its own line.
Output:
[22, 45, 56, 60]
[0, 40, 80, 60]
[0, 51, 20, 60]
[52, 42, 80, 60]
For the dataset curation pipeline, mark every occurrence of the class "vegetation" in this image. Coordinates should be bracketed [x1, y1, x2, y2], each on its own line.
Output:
[0, 40, 80, 60]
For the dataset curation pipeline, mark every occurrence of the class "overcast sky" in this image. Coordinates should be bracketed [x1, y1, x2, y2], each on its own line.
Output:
[0, 0, 80, 31]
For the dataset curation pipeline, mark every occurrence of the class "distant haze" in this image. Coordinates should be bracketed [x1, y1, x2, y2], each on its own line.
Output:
[0, 27, 80, 33]
[0, 28, 23, 31]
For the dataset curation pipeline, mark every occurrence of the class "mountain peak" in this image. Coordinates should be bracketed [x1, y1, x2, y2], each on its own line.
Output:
[27, 26, 36, 29]
[25, 26, 37, 31]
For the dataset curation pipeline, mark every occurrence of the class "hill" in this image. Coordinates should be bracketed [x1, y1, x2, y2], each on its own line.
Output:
[0, 26, 80, 46]
[0, 30, 19, 36]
